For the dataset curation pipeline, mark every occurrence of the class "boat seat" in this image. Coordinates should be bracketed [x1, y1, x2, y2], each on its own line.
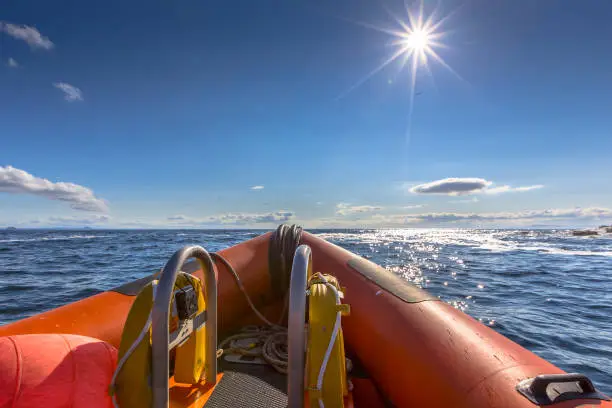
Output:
[0, 334, 117, 408]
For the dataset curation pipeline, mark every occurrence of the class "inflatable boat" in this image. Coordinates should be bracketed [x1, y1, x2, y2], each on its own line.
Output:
[0, 225, 609, 408]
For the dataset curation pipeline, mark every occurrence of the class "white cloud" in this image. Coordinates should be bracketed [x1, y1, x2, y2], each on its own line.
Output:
[250, 185, 264, 190]
[402, 204, 425, 209]
[18, 206, 607, 229]
[167, 210, 295, 225]
[53, 82, 83, 102]
[7, 58, 18, 68]
[451, 197, 479, 204]
[211, 211, 295, 224]
[37, 215, 110, 226]
[410, 178, 491, 195]
[514, 185, 544, 192]
[399, 207, 612, 223]
[0, 166, 108, 212]
[0, 22, 54, 50]
[336, 203, 383, 216]
[484, 184, 544, 195]
[167, 215, 188, 221]
[410, 178, 543, 196]
[303, 207, 612, 228]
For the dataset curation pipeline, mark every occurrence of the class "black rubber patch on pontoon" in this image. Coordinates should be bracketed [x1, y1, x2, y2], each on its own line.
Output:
[347, 257, 437, 303]
[110, 260, 200, 296]
[205, 361, 287, 408]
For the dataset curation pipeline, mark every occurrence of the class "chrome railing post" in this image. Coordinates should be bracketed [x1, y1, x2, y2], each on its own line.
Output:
[151, 246, 218, 408]
[287, 244, 312, 408]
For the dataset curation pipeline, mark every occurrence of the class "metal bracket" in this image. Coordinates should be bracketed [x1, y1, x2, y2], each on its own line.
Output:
[169, 311, 207, 349]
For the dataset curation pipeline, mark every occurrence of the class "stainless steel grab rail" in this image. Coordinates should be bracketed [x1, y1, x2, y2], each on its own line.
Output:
[287, 244, 312, 408]
[151, 246, 218, 408]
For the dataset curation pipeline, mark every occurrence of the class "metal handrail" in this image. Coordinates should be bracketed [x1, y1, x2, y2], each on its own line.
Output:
[151, 246, 218, 408]
[287, 244, 312, 408]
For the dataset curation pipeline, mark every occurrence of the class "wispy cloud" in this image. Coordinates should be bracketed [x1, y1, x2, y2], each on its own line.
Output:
[250, 185, 264, 190]
[21, 206, 608, 229]
[211, 211, 294, 224]
[396, 207, 612, 224]
[167, 210, 295, 225]
[7, 58, 18, 68]
[402, 204, 425, 209]
[0, 22, 54, 50]
[409, 178, 544, 196]
[484, 185, 544, 195]
[451, 197, 479, 204]
[32, 215, 111, 226]
[0, 165, 108, 212]
[304, 207, 612, 228]
[167, 215, 189, 221]
[53, 82, 83, 102]
[336, 203, 383, 216]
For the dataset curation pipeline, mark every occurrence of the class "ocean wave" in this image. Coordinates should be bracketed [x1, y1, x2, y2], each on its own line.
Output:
[0, 234, 112, 243]
[483, 244, 612, 257]
[317, 230, 612, 257]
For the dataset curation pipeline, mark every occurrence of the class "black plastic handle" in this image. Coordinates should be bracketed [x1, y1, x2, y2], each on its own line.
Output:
[516, 373, 610, 405]
[530, 373, 595, 395]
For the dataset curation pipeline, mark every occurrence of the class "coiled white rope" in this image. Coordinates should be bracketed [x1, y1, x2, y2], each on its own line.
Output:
[218, 326, 289, 374]
[212, 253, 291, 373]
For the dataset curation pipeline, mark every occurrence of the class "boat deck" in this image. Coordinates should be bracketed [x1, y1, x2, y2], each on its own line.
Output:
[205, 359, 287, 407]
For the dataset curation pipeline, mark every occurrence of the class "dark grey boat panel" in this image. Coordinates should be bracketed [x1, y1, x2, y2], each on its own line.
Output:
[110, 260, 199, 296]
[347, 257, 437, 303]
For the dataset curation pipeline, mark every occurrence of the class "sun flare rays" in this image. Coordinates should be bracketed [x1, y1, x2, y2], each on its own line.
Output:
[339, 1, 461, 144]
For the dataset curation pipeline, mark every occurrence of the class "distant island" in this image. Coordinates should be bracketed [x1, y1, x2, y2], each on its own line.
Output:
[572, 225, 612, 236]
[5, 227, 17, 231]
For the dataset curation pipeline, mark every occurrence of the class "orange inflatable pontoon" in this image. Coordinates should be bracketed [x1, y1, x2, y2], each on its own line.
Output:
[0, 225, 609, 408]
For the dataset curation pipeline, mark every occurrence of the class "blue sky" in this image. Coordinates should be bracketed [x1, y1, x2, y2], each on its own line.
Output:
[1, 0, 611, 228]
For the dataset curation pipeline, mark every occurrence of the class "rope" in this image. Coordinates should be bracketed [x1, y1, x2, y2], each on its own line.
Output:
[268, 224, 303, 298]
[217, 326, 289, 374]
[212, 225, 302, 374]
[212, 224, 302, 374]
[212, 253, 282, 328]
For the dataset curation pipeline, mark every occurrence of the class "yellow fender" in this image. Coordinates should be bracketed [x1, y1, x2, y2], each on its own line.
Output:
[113, 273, 206, 407]
[306, 273, 350, 408]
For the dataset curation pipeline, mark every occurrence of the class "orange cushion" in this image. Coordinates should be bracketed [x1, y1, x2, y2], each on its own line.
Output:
[0, 334, 117, 408]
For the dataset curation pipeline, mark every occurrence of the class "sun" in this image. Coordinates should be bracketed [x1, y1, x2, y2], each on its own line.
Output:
[403, 28, 431, 52]
[338, 1, 463, 143]
[338, 1, 459, 100]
